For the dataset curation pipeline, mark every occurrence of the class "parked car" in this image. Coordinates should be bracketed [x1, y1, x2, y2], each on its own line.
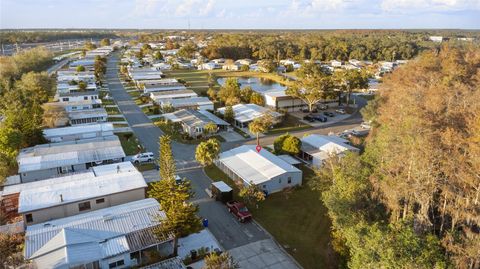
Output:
[312, 114, 328, 122]
[131, 152, 154, 164]
[323, 112, 335, 117]
[226, 201, 253, 223]
[303, 115, 315, 122]
[318, 104, 329, 110]
[336, 108, 346, 114]
[301, 108, 318, 113]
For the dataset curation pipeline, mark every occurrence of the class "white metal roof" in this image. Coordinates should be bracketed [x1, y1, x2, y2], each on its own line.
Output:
[211, 181, 232, 192]
[162, 97, 213, 108]
[18, 162, 146, 213]
[163, 109, 228, 127]
[218, 145, 301, 185]
[17, 136, 125, 173]
[68, 108, 107, 120]
[301, 134, 358, 154]
[25, 199, 166, 260]
[43, 123, 114, 139]
[277, 154, 301, 165]
[217, 104, 282, 123]
[1, 162, 134, 197]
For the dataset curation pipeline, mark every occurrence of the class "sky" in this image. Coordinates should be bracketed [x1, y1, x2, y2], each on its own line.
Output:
[1, 0, 479, 29]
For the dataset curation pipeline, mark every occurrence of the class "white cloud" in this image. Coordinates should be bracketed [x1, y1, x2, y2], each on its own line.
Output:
[175, 0, 216, 17]
[381, 0, 480, 12]
[131, 0, 161, 17]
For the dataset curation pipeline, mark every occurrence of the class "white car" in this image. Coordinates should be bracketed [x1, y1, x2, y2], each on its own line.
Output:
[336, 108, 346, 114]
[131, 152, 154, 164]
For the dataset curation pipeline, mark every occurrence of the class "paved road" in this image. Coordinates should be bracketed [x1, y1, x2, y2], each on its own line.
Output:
[106, 52, 269, 250]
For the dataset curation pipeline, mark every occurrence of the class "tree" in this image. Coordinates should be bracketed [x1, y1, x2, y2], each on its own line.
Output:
[248, 112, 274, 146]
[258, 59, 276, 72]
[223, 106, 235, 124]
[203, 122, 217, 137]
[250, 92, 265, 106]
[158, 135, 176, 181]
[154, 51, 163, 60]
[78, 80, 87, 91]
[178, 42, 197, 59]
[42, 103, 68, 128]
[94, 56, 106, 82]
[218, 78, 241, 106]
[333, 69, 369, 107]
[0, 233, 24, 267]
[286, 74, 334, 112]
[239, 182, 266, 206]
[273, 133, 289, 154]
[76, 65, 85, 72]
[282, 135, 302, 155]
[195, 138, 221, 166]
[207, 87, 217, 101]
[83, 41, 96, 51]
[100, 38, 110, 46]
[14, 71, 54, 104]
[203, 252, 239, 269]
[240, 86, 253, 103]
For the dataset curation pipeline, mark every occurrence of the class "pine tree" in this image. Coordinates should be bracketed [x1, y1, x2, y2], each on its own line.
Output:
[195, 138, 221, 166]
[203, 252, 239, 269]
[158, 135, 176, 181]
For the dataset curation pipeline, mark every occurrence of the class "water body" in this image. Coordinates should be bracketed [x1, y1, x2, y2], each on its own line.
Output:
[217, 77, 286, 93]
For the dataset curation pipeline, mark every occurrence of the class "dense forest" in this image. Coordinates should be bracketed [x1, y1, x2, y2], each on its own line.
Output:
[314, 45, 480, 268]
[0, 47, 55, 183]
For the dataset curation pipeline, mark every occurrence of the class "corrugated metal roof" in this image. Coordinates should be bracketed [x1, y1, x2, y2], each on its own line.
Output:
[25, 199, 166, 260]
[126, 227, 173, 252]
[218, 104, 281, 123]
[218, 145, 301, 185]
[43, 123, 114, 139]
[17, 136, 125, 173]
[163, 109, 228, 128]
[162, 97, 212, 108]
[18, 162, 147, 213]
[139, 257, 186, 269]
[68, 108, 108, 120]
[301, 134, 358, 154]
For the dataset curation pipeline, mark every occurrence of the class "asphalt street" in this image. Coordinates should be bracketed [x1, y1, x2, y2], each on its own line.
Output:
[106, 52, 269, 250]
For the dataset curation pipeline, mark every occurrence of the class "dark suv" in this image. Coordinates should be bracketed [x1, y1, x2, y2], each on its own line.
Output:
[303, 115, 315, 122]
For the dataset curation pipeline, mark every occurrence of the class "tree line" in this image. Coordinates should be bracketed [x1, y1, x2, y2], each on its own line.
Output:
[313, 45, 480, 268]
[0, 31, 118, 44]
[0, 47, 56, 183]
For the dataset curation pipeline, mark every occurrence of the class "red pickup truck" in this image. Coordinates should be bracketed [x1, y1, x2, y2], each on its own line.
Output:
[226, 201, 252, 223]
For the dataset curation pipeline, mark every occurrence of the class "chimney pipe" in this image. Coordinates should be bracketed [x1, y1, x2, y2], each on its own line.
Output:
[60, 194, 63, 202]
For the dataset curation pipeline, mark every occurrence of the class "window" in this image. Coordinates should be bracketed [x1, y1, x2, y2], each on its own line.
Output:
[278, 178, 282, 183]
[96, 198, 105, 204]
[288, 177, 292, 184]
[78, 201, 91, 211]
[25, 214, 33, 223]
[84, 96, 88, 100]
[262, 185, 267, 189]
[109, 260, 124, 268]
[63, 98, 69, 102]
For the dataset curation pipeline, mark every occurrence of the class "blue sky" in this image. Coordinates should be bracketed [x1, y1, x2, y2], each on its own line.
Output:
[1, 0, 479, 29]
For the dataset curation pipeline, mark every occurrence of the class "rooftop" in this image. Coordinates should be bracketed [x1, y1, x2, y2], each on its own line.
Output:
[68, 108, 108, 120]
[43, 123, 114, 139]
[18, 162, 146, 213]
[217, 104, 281, 123]
[17, 136, 125, 173]
[163, 109, 228, 127]
[218, 145, 301, 185]
[25, 199, 171, 264]
[162, 97, 213, 108]
[301, 134, 359, 155]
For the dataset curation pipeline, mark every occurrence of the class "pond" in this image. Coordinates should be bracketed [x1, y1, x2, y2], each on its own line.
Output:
[217, 77, 286, 93]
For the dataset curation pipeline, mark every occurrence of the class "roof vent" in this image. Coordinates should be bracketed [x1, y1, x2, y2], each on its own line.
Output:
[103, 214, 114, 222]
[44, 223, 52, 227]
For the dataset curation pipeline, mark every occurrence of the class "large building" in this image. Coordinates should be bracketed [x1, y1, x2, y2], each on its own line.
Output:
[216, 145, 302, 194]
[263, 90, 307, 112]
[300, 134, 359, 167]
[24, 199, 174, 269]
[17, 136, 125, 182]
[18, 162, 147, 225]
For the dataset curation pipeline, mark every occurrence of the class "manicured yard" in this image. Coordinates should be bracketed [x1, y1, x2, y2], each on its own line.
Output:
[154, 120, 225, 144]
[134, 162, 157, 172]
[203, 164, 338, 269]
[107, 117, 126, 122]
[101, 99, 116, 105]
[116, 132, 143, 155]
[105, 106, 121, 115]
[128, 90, 141, 98]
[113, 123, 129, 128]
[268, 114, 311, 134]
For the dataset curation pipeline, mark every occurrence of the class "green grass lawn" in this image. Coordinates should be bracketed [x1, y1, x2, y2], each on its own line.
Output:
[203, 164, 338, 269]
[105, 106, 121, 115]
[113, 123, 129, 128]
[101, 99, 116, 105]
[128, 90, 141, 99]
[107, 117, 126, 122]
[154, 121, 225, 144]
[268, 114, 311, 135]
[116, 132, 143, 155]
[134, 162, 157, 172]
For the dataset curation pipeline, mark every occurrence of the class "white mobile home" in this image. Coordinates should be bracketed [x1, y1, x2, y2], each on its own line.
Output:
[161, 97, 214, 111]
[217, 104, 282, 128]
[300, 134, 359, 167]
[43, 123, 114, 142]
[217, 145, 302, 194]
[24, 199, 175, 269]
[162, 109, 229, 138]
[18, 162, 146, 225]
[17, 136, 126, 182]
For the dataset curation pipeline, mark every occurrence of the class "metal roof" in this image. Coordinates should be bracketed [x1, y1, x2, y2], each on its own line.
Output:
[17, 136, 125, 173]
[43, 123, 114, 139]
[163, 109, 228, 128]
[68, 108, 108, 120]
[211, 181, 232, 193]
[140, 257, 186, 269]
[162, 97, 213, 108]
[301, 134, 358, 154]
[218, 145, 301, 185]
[25, 199, 170, 261]
[217, 104, 282, 123]
[18, 162, 147, 213]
